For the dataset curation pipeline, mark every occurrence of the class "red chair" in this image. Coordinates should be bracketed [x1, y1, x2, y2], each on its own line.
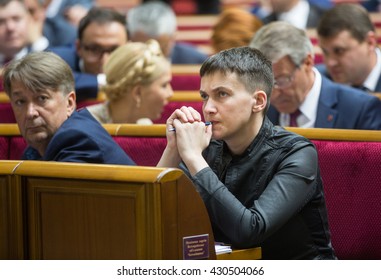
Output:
[0, 103, 16, 123]
[113, 136, 166, 166]
[0, 136, 9, 159]
[153, 100, 203, 124]
[171, 75, 201, 90]
[311, 139, 381, 259]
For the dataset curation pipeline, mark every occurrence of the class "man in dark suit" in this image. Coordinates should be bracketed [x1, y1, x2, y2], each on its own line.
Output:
[127, 1, 208, 64]
[2, 51, 135, 164]
[250, 21, 381, 130]
[262, 0, 326, 29]
[317, 4, 381, 93]
[49, 6, 128, 102]
[0, 0, 31, 66]
[43, 0, 94, 47]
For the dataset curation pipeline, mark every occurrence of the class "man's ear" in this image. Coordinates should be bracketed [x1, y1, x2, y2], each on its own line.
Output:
[365, 30, 377, 50]
[303, 53, 315, 70]
[67, 91, 76, 116]
[252, 90, 267, 113]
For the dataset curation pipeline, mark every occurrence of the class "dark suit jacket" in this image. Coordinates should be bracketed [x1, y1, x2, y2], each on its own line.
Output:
[43, 0, 94, 47]
[262, 2, 326, 28]
[171, 42, 208, 64]
[22, 109, 135, 165]
[48, 46, 99, 102]
[267, 75, 381, 129]
[316, 63, 381, 92]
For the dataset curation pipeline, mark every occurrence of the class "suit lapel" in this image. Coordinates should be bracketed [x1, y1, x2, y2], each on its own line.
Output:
[315, 77, 338, 128]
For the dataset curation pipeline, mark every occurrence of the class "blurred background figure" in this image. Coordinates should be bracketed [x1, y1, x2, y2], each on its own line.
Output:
[361, 0, 381, 12]
[211, 7, 263, 53]
[86, 39, 173, 124]
[49, 6, 128, 102]
[142, 0, 221, 14]
[0, 0, 31, 66]
[317, 3, 381, 92]
[127, 0, 208, 64]
[44, 0, 95, 47]
[25, 0, 49, 51]
[262, 0, 327, 29]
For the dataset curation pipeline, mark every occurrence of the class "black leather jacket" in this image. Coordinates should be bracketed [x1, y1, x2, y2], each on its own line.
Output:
[184, 117, 336, 259]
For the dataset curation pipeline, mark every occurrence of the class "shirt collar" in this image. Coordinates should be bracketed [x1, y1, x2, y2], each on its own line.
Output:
[280, 68, 321, 128]
[278, 0, 310, 29]
[363, 48, 381, 92]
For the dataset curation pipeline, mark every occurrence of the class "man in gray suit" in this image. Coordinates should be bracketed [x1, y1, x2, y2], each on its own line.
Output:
[250, 21, 381, 130]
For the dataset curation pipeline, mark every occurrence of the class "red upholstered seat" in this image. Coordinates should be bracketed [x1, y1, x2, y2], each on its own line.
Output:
[171, 75, 201, 90]
[0, 103, 16, 123]
[113, 136, 166, 166]
[9, 136, 26, 160]
[153, 101, 203, 124]
[312, 140, 381, 260]
[0, 136, 9, 159]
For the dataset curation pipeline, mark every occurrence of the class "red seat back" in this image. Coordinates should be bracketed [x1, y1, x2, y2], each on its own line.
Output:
[312, 140, 381, 259]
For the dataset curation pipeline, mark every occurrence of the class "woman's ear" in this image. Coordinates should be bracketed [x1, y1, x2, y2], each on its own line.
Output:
[252, 90, 267, 113]
[131, 85, 142, 108]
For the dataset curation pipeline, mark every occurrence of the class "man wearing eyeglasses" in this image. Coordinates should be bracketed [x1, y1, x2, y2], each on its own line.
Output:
[49, 6, 127, 102]
[250, 21, 381, 130]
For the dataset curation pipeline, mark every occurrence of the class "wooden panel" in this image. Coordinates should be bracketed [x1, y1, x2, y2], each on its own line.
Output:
[0, 161, 24, 259]
[12, 161, 216, 259]
[25, 178, 153, 259]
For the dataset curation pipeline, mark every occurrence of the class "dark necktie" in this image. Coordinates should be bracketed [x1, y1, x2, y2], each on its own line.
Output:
[289, 109, 301, 127]
[353, 85, 370, 92]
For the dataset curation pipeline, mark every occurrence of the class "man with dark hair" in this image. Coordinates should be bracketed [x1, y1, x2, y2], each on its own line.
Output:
[49, 6, 128, 102]
[317, 3, 381, 92]
[0, 0, 31, 66]
[2, 51, 135, 164]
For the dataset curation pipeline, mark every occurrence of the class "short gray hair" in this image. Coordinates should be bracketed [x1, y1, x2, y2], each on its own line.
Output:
[2, 51, 75, 96]
[250, 21, 314, 66]
[127, 1, 177, 37]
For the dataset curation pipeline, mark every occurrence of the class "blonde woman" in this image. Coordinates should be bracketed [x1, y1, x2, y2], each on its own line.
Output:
[87, 39, 173, 124]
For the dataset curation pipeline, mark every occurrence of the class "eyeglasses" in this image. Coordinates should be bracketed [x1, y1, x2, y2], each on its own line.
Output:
[273, 65, 299, 89]
[80, 44, 119, 59]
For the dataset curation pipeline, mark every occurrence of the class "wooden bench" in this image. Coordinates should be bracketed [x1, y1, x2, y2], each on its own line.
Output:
[0, 161, 212, 259]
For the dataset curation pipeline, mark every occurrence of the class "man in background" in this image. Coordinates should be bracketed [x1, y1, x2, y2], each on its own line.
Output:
[250, 21, 381, 130]
[49, 6, 128, 102]
[127, 0, 208, 64]
[262, 0, 326, 29]
[0, 0, 31, 66]
[317, 3, 381, 92]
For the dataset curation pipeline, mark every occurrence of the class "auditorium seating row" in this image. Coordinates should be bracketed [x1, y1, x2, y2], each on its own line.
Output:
[2, 89, 381, 124]
[0, 90, 204, 124]
[1, 124, 381, 259]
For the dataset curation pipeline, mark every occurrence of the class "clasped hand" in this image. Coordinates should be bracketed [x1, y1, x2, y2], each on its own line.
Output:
[166, 106, 212, 164]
